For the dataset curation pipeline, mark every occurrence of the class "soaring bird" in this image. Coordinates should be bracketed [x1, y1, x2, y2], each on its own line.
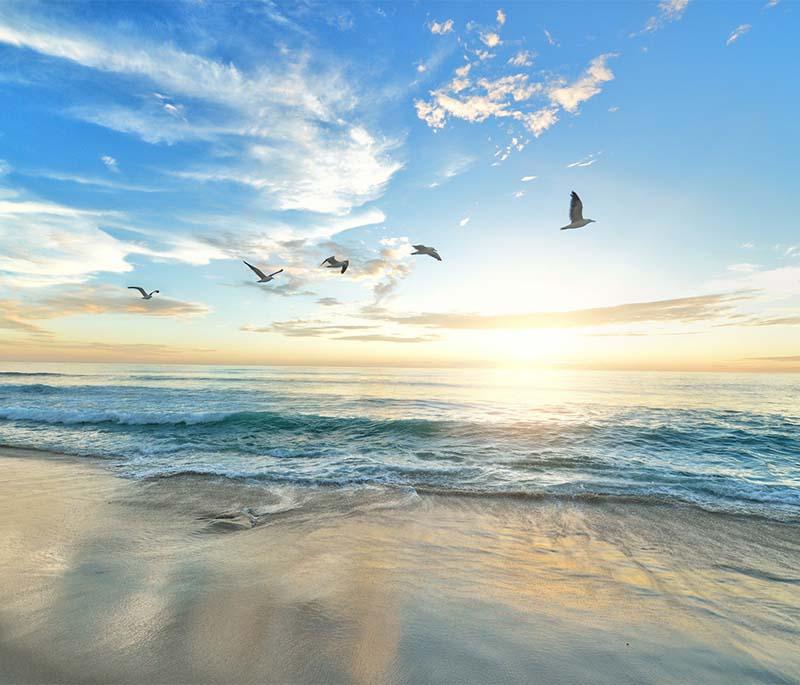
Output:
[243, 261, 283, 283]
[321, 256, 349, 274]
[411, 244, 442, 261]
[128, 286, 159, 300]
[560, 191, 596, 230]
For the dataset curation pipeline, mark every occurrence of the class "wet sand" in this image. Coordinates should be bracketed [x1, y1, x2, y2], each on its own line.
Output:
[0, 448, 798, 684]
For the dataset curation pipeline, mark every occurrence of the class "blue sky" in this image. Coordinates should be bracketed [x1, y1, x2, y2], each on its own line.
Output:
[0, 0, 798, 370]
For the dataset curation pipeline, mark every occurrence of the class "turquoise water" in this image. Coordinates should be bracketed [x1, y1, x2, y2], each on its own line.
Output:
[0, 363, 798, 522]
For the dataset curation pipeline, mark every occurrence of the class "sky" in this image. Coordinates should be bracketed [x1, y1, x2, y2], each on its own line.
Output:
[0, 0, 798, 371]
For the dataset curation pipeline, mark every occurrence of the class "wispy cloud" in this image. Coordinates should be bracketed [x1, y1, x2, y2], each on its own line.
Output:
[428, 154, 475, 188]
[726, 24, 751, 46]
[361, 237, 415, 304]
[429, 19, 454, 35]
[566, 153, 599, 168]
[0, 194, 223, 287]
[727, 263, 761, 273]
[745, 355, 800, 363]
[244, 319, 437, 344]
[508, 51, 534, 67]
[496, 9, 506, 27]
[239, 276, 315, 299]
[0, 284, 210, 338]
[23, 169, 162, 193]
[521, 175, 537, 182]
[0, 14, 402, 216]
[636, 0, 690, 35]
[172, 127, 402, 215]
[459, 216, 471, 227]
[543, 28, 559, 47]
[100, 155, 118, 172]
[366, 292, 757, 331]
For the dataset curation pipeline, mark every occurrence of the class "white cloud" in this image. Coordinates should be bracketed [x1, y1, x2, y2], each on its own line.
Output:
[0, 15, 402, 217]
[415, 73, 552, 135]
[638, 0, 690, 34]
[481, 32, 502, 48]
[100, 155, 118, 172]
[608, 105, 620, 112]
[0, 194, 225, 288]
[740, 241, 755, 249]
[727, 263, 760, 273]
[543, 29, 559, 47]
[548, 54, 616, 113]
[23, 170, 162, 193]
[459, 216, 471, 227]
[429, 19, 454, 35]
[173, 128, 401, 215]
[521, 175, 537, 182]
[513, 190, 525, 199]
[416, 53, 613, 145]
[496, 9, 506, 26]
[508, 51, 534, 67]
[0, 159, 10, 176]
[163, 102, 184, 118]
[567, 153, 599, 168]
[428, 155, 475, 188]
[707, 264, 800, 300]
[726, 24, 751, 46]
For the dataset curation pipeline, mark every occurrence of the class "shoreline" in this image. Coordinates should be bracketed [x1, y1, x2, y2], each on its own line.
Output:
[1, 448, 799, 684]
[3, 442, 798, 528]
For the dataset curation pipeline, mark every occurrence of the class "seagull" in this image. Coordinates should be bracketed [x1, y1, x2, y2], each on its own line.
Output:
[411, 244, 442, 261]
[243, 261, 284, 283]
[321, 256, 349, 274]
[128, 286, 159, 300]
[560, 191, 596, 230]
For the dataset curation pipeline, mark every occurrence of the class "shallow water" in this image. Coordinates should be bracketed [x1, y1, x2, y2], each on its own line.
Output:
[0, 363, 798, 522]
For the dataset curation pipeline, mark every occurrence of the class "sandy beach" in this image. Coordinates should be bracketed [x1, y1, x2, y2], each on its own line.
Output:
[0, 448, 798, 684]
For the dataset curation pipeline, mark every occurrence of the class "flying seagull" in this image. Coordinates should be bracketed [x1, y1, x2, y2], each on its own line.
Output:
[560, 191, 596, 230]
[411, 244, 442, 261]
[321, 256, 349, 274]
[128, 286, 159, 300]
[243, 261, 283, 283]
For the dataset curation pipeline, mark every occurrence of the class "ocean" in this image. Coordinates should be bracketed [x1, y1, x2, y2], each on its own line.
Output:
[0, 363, 798, 523]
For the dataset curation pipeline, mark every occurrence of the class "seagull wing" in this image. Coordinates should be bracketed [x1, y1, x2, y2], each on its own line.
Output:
[268, 268, 284, 278]
[321, 256, 334, 266]
[243, 260, 267, 280]
[341, 260, 349, 274]
[128, 286, 148, 297]
[432, 250, 442, 261]
[569, 191, 584, 223]
[412, 245, 426, 251]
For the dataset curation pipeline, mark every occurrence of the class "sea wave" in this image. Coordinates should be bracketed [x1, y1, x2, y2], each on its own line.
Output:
[133, 467, 800, 522]
[0, 406, 239, 426]
[0, 371, 68, 377]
